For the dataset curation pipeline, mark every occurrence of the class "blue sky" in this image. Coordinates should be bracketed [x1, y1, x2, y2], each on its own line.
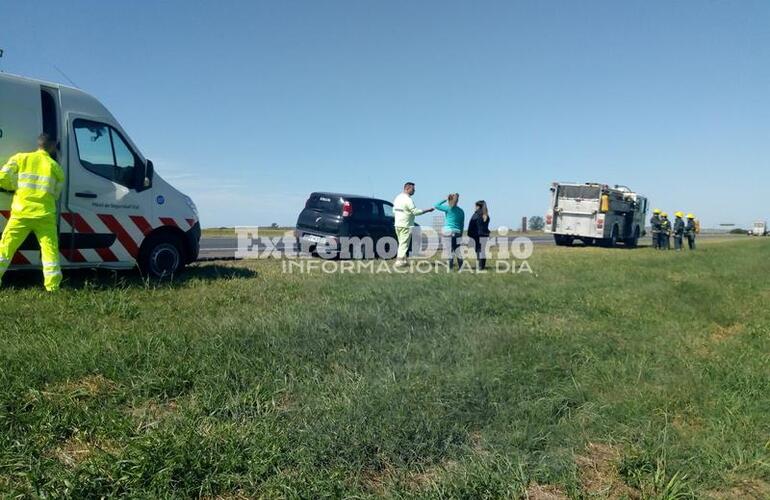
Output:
[3, 0, 769, 228]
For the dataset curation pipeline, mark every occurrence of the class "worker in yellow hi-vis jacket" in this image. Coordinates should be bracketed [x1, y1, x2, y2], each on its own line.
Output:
[0, 133, 65, 291]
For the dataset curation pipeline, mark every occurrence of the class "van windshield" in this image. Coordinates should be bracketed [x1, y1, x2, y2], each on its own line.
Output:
[557, 185, 601, 199]
[306, 195, 342, 213]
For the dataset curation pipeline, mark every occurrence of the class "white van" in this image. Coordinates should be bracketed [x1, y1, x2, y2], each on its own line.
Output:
[0, 73, 199, 278]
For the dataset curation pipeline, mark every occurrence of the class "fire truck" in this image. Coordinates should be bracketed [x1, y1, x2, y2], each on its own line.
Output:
[545, 182, 648, 247]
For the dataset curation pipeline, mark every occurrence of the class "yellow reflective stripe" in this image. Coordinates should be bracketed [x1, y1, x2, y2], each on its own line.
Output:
[18, 173, 56, 182]
[16, 181, 58, 195]
[0, 165, 17, 175]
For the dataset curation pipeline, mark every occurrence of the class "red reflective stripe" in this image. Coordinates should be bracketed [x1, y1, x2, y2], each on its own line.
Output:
[99, 214, 139, 257]
[186, 218, 195, 228]
[62, 213, 119, 262]
[0, 210, 10, 218]
[160, 217, 178, 228]
[130, 215, 153, 236]
[11, 252, 29, 265]
[61, 248, 86, 263]
[95, 248, 119, 262]
[61, 213, 93, 234]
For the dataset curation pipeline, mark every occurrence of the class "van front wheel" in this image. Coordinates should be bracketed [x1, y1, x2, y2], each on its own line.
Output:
[139, 232, 185, 279]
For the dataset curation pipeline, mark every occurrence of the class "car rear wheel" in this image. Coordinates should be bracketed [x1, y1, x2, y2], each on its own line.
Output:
[139, 232, 185, 279]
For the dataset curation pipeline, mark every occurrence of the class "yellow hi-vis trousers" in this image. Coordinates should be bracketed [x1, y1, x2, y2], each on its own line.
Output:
[0, 216, 62, 291]
[395, 226, 412, 259]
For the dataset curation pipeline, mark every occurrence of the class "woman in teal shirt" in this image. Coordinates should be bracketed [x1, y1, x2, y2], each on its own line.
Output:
[434, 193, 465, 269]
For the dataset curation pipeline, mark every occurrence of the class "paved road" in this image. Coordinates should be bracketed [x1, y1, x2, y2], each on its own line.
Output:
[198, 233, 739, 260]
[200, 234, 580, 260]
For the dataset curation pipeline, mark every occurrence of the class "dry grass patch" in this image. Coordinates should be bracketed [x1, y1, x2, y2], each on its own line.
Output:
[207, 490, 253, 500]
[48, 432, 119, 468]
[710, 323, 745, 342]
[44, 374, 116, 398]
[524, 483, 569, 499]
[127, 399, 179, 430]
[706, 478, 770, 499]
[577, 443, 639, 499]
[360, 462, 396, 495]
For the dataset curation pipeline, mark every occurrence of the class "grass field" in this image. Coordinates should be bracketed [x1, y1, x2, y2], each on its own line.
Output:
[0, 239, 768, 498]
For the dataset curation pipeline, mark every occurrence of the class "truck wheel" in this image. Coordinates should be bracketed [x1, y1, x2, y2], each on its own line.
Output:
[554, 235, 573, 246]
[625, 226, 640, 248]
[139, 232, 186, 279]
[604, 226, 618, 248]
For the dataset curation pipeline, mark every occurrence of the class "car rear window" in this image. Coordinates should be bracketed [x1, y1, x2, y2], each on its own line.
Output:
[557, 185, 601, 199]
[306, 195, 342, 213]
[351, 199, 379, 219]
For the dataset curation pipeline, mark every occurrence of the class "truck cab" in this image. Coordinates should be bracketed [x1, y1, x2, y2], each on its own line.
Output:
[544, 182, 647, 247]
[0, 73, 199, 278]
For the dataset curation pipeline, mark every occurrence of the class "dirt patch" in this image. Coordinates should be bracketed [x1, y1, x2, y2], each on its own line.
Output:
[576, 442, 639, 499]
[44, 374, 116, 398]
[706, 479, 770, 499]
[49, 433, 119, 468]
[524, 483, 569, 499]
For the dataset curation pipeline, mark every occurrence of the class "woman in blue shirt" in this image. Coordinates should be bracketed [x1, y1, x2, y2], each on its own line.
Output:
[434, 193, 465, 269]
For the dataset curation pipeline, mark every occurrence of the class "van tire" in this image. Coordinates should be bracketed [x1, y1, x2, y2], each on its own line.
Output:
[554, 235, 573, 246]
[139, 232, 186, 279]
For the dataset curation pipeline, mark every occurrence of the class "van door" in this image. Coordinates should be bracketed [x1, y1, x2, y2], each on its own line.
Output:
[64, 116, 152, 265]
[0, 79, 43, 266]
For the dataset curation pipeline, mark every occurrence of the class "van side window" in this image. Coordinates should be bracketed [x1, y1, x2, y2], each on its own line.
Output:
[41, 90, 58, 144]
[382, 203, 394, 218]
[73, 119, 139, 188]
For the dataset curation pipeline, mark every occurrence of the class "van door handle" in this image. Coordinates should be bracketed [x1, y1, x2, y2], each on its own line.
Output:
[75, 192, 98, 199]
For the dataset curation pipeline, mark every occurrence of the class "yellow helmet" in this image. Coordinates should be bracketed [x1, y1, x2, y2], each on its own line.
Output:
[675, 211, 684, 218]
[687, 213, 695, 219]
[653, 208, 661, 214]
[661, 212, 668, 217]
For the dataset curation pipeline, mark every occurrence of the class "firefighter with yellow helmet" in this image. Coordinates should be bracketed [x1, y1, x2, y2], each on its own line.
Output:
[0, 133, 65, 291]
[673, 211, 686, 250]
[685, 213, 697, 250]
[659, 212, 671, 250]
[650, 208, 662, 249]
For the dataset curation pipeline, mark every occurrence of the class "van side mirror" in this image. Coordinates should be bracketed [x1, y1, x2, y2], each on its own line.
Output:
[143, 160, 154, 190]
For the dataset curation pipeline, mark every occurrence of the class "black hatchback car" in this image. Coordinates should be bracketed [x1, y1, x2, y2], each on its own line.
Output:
[295, 192, 397, 258]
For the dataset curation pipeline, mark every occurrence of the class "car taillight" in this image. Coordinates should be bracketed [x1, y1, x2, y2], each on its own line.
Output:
[342, 200, 353, 217]
[596, 215, 605, 229]
[546, 214, 553, 225]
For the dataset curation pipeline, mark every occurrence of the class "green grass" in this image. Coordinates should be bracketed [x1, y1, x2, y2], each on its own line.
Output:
[0, 239, 768, 498]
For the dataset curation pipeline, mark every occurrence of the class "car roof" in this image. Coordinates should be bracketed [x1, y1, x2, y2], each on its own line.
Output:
[309, 192, 391, 204]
